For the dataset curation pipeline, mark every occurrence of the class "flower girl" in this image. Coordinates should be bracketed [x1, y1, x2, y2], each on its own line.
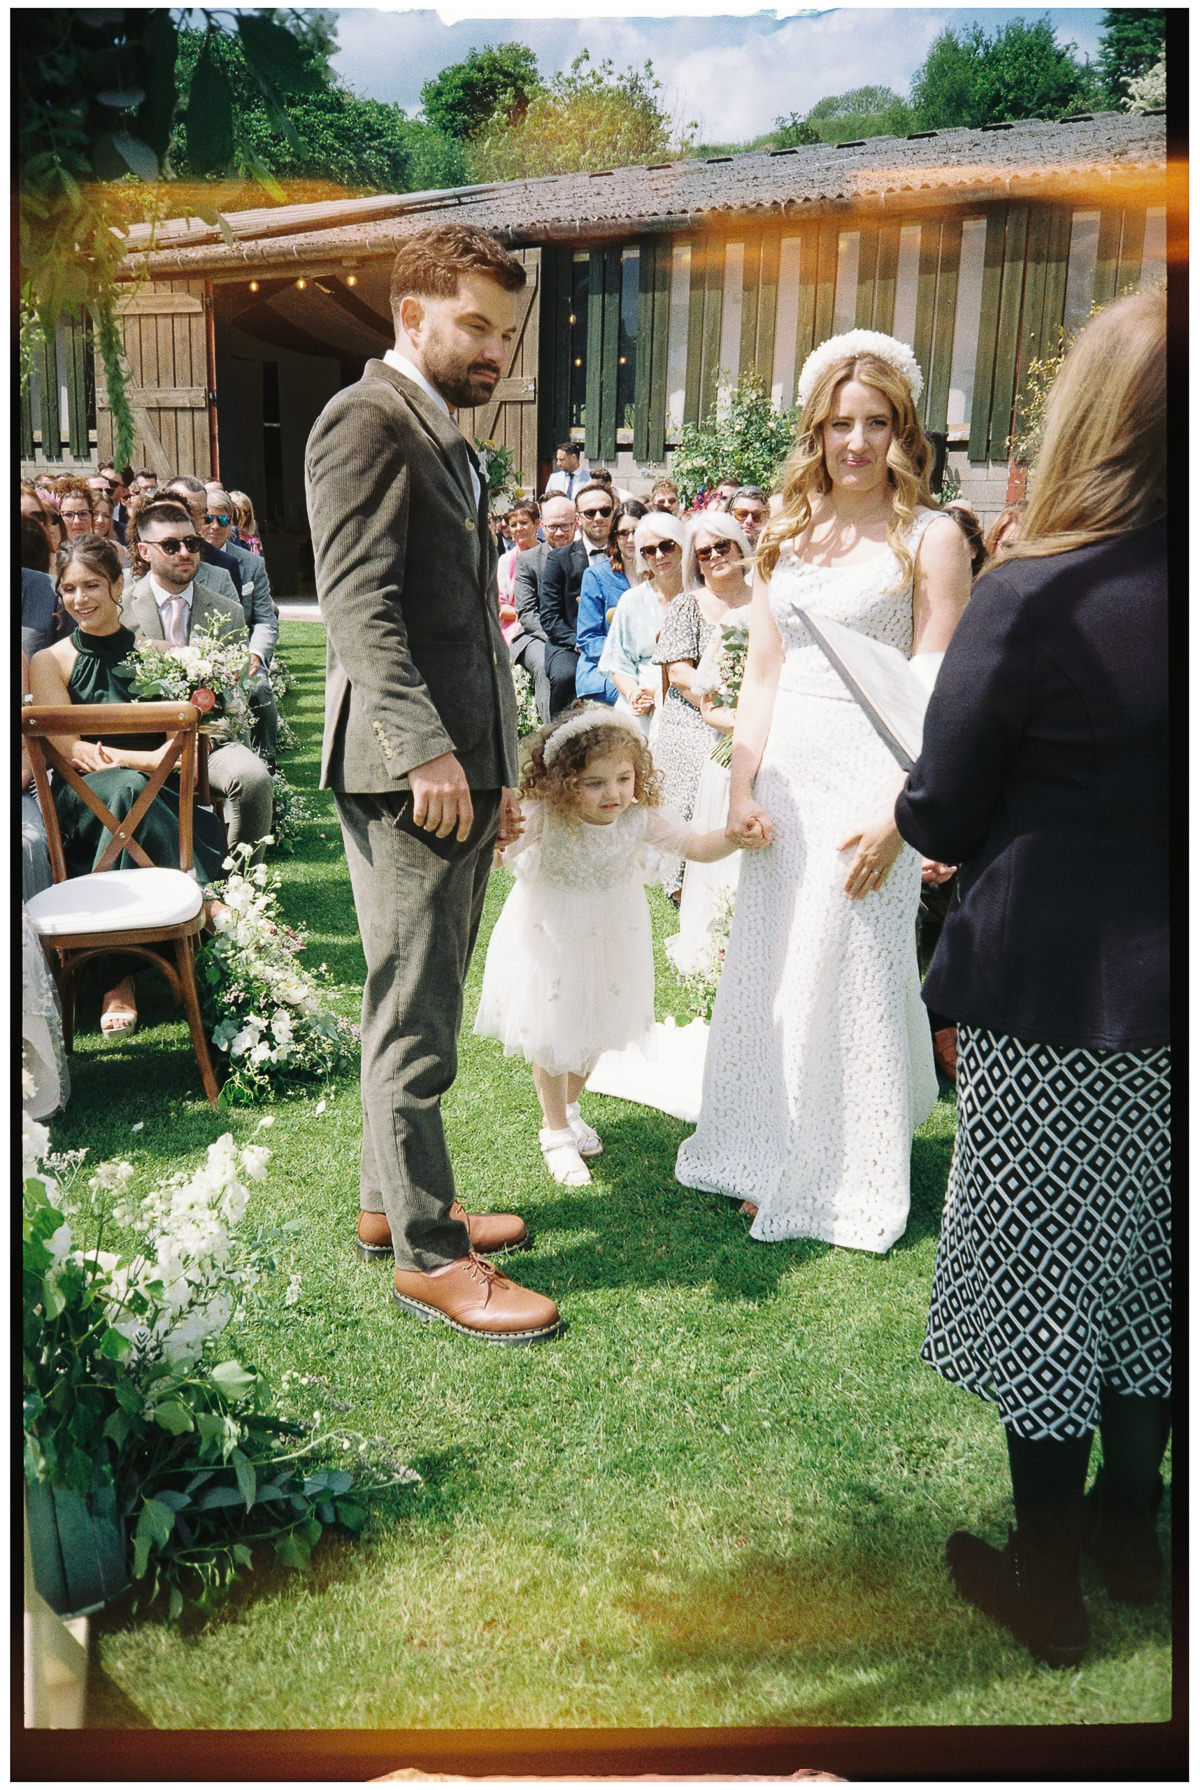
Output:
[475, 706, 751, 1185]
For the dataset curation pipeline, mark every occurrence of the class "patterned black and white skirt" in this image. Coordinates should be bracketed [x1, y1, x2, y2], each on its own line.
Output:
[922, 1025, 1171, 1442]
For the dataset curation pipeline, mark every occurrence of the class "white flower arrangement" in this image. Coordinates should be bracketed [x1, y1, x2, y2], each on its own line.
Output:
[117, 619, 254, 745]
[796, 328, 924, 413]
[197, 843, 358, 1104]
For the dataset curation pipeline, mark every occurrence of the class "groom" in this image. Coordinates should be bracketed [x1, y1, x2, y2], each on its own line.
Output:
[306, 224, 562, 1344]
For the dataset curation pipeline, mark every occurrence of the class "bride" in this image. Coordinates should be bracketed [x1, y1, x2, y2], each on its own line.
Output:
[674, 330, 971, 1251]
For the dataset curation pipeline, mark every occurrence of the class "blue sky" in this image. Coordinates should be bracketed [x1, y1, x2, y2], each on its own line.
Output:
[330, 6, 1107, 144]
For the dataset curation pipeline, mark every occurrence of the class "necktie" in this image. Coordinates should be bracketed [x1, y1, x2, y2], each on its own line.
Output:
[164, 595, 188, 644]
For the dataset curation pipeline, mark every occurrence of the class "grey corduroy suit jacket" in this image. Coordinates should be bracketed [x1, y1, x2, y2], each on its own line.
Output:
[305, 359, 518, 796]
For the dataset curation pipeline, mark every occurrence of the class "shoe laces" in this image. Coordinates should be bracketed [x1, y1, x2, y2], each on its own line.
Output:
[460, 1250, 506, 1303]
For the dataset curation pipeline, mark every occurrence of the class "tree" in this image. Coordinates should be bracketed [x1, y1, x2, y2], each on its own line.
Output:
[910, 17, 1098, 130]
[772, 114, 823, 149]
[18, 8, 336, 464]
[1096, 10, 1167, 106]
[172, 24, 466, 195]
[467, 52, 692, 182]
[420, 42, 543, 142]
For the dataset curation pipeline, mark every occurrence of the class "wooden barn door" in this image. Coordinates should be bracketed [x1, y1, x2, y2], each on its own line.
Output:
[96, 280, 213, 478]
[455, 247, 540, 497]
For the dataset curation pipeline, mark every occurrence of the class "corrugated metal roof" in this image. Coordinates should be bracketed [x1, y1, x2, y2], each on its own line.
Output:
[123, 112, 1167, 279]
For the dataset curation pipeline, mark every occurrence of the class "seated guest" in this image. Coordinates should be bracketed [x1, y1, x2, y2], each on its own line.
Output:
[131, 468, 159, 497]
[575, 498, 646, 707]
[497, 500, 540, 632]
[29, 536, 229, 1035]
[589, 464, 633, 502]
[228, 489, 263, 556]
[511, 496, 576, 723]
[723, 485, 769, 550]
[983, 500, 1025, 561]
[122, 498, 275, 856]
[600, 509, 686, 737]
[21, 517, 61, 658]
[56, 478, 96, 543]
[539, 481, 615, 718]
[162, 474, 243, 590]
[90, 493, 128, 566]
[202, 481, 280, 766]
[649, 477, 681, 516]
[944, 501, 987, 578]
[21, 650, 54, 903]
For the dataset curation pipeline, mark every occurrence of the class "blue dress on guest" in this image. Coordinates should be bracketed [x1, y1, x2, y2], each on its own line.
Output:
[575, 560, 625, 704]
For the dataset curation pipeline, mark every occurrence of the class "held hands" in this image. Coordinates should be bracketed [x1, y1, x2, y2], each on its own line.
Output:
[726, 790, 774, 850]
[630, 686, 656, 715]
[492, 789, 524, 868]
[837, 814, 904, 899]
[410, 751, 474, 841]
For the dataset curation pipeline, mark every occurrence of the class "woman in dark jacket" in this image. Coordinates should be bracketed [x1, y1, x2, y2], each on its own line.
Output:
[894, 291, 1168, 1669]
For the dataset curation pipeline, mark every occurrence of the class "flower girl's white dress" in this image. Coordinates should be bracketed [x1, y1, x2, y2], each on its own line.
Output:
[675, 515, 940, 1252]
[475, 801, 697, 1078]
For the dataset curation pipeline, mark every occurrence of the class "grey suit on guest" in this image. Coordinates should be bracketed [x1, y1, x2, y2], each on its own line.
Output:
[510, 541, 554, 722]
[306, 357, 518, 1272]
[120, 572, 274, 851]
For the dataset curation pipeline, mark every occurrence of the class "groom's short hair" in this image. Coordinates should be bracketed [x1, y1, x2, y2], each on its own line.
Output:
[389, 224, 526, 322]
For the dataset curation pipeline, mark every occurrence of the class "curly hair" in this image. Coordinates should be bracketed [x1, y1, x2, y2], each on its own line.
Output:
[519, 707, 662, 822]
[756, 351, 934, 589]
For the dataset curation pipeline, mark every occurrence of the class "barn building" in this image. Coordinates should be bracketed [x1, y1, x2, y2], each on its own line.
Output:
[21, 109, 1168, 595]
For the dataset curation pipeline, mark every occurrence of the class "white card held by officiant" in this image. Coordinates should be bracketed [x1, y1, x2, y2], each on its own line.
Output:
[793, 604, 943, 771]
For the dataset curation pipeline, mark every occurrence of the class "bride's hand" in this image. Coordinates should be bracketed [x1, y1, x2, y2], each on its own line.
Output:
[837, 815, 903, 898]
[727, 789, 773, 849]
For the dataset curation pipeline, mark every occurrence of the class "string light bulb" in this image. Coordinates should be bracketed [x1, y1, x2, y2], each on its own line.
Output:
[346, 273, 358, 287]
[296, 277, 307, 291]
[248, 279, 259, 292]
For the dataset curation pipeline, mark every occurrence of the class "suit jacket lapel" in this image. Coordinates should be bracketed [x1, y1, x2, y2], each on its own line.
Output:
[364, 360, 479, 519]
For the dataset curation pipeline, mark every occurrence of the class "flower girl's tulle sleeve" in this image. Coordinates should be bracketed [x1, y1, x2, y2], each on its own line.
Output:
[500, 800, 544, 879]
[638, 805, 701, 882]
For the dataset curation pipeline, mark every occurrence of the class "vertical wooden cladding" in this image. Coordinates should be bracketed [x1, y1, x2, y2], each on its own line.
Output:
[457, 247, 540, 491]
[97, 281, 210, 477]
[537, 246, 573, 463]
[633, 235, 670, 462]
[583, 245, 620, 461]
[683, 237, 724, 426]
[925, 217, 962, 435]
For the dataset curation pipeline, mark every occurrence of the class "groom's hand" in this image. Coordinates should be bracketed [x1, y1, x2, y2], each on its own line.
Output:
[410, 751, 473, 841]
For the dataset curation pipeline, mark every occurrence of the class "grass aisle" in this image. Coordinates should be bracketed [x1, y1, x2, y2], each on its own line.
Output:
[59, 622, 1170, 1730]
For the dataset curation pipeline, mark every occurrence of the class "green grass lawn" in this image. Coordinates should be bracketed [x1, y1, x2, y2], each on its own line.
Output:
[49, 621, 1172, 1731]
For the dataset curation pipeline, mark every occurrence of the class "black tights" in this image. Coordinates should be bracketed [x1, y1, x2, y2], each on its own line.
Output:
[1003, 1388, 1170, 1575]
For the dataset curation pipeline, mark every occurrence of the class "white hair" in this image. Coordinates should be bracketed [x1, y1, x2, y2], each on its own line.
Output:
[632, 509, 686, 577]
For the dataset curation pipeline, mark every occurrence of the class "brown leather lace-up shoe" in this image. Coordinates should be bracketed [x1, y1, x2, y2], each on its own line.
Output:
[391, 1252, 563, 1345]
[356, 1202, 529, 1263]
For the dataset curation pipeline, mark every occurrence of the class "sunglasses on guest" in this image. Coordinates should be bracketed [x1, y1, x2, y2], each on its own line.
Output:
[695, 540, 736, 562]
[144, 533, 204, 556]
[615, 526, 639, 541]
[730, 506, 764, 522]
[578, 504, 613, 519]
[642, 540, 678, 559]
[204, 511, 233, 526]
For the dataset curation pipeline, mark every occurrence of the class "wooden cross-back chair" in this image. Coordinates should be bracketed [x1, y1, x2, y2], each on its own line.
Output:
[22, 700, 222, 1109]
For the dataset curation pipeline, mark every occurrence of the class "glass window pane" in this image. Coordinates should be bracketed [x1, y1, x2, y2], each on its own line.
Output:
[719, 241, 744, 390]
[892, 224, 922, 352]
[569, 252, 588, 432]
[1063, 211, 1100, 333]
[772, 237, 803, 408]
[1141, 207, 1166, 288]
[946, 216, 988, 436]
[665, 243, 691, 436]
[617, 247, 639, 435]
[832, 231, 859, 333]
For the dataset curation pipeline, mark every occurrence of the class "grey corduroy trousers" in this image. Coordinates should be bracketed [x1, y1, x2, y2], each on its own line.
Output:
[334, 787, 502, 1271]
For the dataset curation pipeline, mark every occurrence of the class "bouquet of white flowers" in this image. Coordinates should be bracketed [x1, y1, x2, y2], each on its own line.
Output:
[510, 661, 541, 737]
[117, 619, 253, 745]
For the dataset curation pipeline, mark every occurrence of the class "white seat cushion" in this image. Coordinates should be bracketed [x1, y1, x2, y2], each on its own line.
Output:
[27, 867, 204, 937]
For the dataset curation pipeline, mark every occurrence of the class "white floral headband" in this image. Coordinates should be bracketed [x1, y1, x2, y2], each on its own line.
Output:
[796, 329, 924, 414]
[542, 706, 646, 769]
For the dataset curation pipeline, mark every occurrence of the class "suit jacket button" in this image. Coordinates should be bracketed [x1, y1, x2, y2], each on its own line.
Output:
[464, 518, 475, 532]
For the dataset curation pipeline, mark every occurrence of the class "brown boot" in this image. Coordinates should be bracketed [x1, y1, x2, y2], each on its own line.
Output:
[392, 1252, 563, 1345]
[356, 1202, 529, 1263]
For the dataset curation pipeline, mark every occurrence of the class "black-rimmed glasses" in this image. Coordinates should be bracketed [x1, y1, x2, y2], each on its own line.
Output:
[695, 540, 735, 563]
[146, 534, 203, 556]
[643, 541, 678, 558]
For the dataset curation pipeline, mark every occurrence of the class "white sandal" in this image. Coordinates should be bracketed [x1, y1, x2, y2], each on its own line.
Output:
[538, 1126, 591, 1186]
[566, 1102, 603, 1159]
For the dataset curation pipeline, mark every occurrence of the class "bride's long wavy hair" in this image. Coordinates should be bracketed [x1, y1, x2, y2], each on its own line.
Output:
[756, 352, 935, 588]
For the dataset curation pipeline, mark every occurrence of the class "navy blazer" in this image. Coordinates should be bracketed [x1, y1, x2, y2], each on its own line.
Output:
[539, 540, 590, 650]
[895, 525, 1167, 1050]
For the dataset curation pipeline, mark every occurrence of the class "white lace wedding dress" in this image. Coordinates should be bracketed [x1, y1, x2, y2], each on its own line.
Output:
[674, 514, 939, 1252]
